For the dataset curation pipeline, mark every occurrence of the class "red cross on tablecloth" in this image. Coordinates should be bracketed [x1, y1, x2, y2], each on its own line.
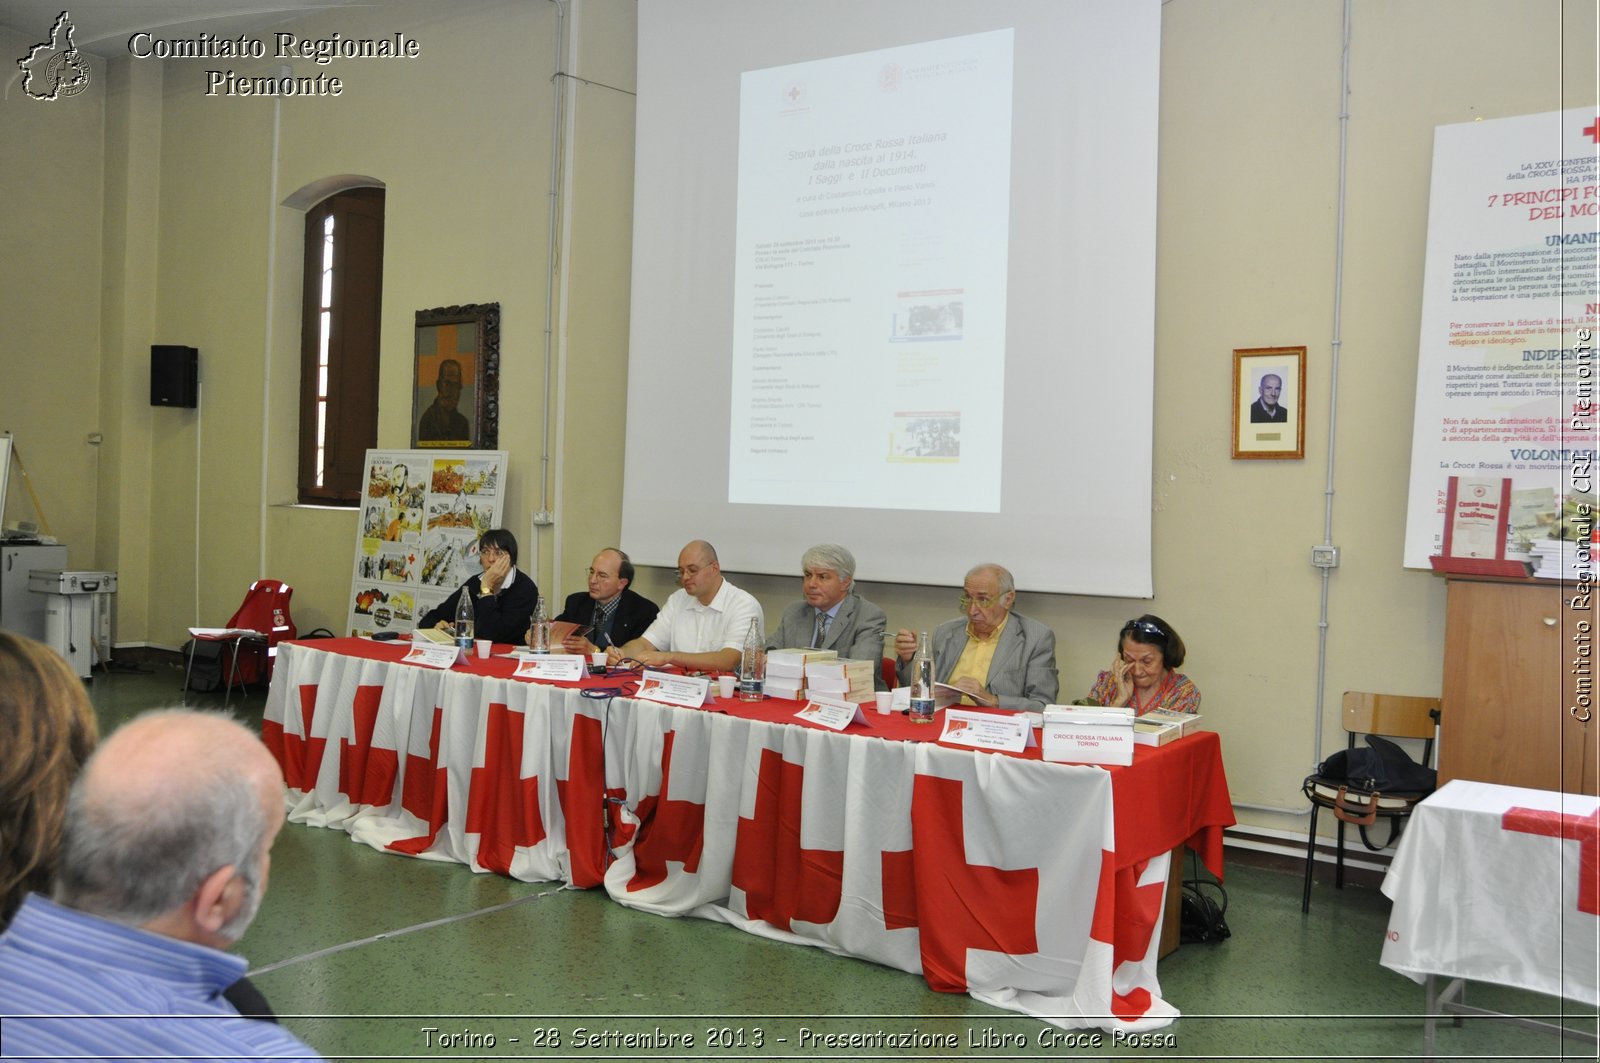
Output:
[732, 747, 843, 931]
[554, 712, 615, 888]
[463, 701, 546, 876]
[880, 773, 1039, 992]
[337, 685, 394, 807]
[1503, 805, 1600, 915]
[625, 730, 706, 891]
[1089, 849, 1164, 1020]
[262, 682, 327, 790]
[387, 707, 446, 857]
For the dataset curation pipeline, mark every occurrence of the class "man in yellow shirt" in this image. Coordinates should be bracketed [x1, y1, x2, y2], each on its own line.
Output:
[893, 563, 1059, 711]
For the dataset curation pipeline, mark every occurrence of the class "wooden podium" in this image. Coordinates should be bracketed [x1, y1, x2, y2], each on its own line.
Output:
[1439, 575, 1596, 796]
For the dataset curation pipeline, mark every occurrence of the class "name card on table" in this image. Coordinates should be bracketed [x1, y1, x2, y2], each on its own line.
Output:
[1041, 707, 1134, 766]
[939, 709, 1037, 753]
[634, 670, 709, 709]
[795, 695, 865, 731]
[402, 641, 465, 669]
[513, 654, 586, 682]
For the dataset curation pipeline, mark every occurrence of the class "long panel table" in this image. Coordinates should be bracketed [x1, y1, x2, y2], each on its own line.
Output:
[262, 638, 1234, 1032]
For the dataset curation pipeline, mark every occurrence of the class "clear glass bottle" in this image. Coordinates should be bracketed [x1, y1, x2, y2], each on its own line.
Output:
[908, 630, 935, 723]
[737, 616, 765, 701]
[528, 594, 551, 653]
[454, 590, 475, 651]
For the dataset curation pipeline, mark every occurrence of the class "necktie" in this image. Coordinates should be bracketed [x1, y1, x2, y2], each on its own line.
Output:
[593, 604, 609, 649]
[812, 610, 830, 649]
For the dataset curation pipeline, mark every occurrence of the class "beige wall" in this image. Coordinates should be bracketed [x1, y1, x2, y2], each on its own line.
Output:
[1, 1, 1592, 837]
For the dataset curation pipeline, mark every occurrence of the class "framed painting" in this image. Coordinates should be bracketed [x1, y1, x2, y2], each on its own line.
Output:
[1233, 346, 1306, 460]
[412, 303, 500, 449]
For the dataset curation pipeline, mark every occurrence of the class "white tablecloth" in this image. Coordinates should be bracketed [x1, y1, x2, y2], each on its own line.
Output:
[1381, 779, 1599, 1004]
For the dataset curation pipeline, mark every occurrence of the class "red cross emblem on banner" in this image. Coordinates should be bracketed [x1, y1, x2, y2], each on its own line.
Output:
[732, 747, 843, 931]
[625, 730, 706, 891]
[1503, 806, 1600, 915]
[337, 685, 395, 807]
[880, 773, 1039, 992]
[554, 712, 617, 888]
[464, 701, 546, 876]
[262, 683, 326, 790]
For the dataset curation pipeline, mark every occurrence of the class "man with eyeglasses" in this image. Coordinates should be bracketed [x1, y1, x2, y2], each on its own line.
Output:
[893, 563, 1058, 711]
[553, 548, 659, 653]
[765, 543, 890, 690]
[609, 540, 763, 672]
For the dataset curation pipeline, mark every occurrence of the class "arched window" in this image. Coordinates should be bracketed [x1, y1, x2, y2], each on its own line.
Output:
[297, 187, 384, 504]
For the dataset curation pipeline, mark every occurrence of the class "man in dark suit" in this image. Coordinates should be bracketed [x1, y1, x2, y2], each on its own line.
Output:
[765, 543, 890, 690]
[554, 548, 659, 653]
[1249, 372, 1288, 423]
[894, 563, 1058, 711]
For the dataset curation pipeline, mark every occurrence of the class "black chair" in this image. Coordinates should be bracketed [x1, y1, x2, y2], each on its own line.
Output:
[1301, 691, 1440, 913]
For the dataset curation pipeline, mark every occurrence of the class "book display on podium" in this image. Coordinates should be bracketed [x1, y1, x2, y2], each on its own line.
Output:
[804, 656, 876, 703]
[1427, 475, 1533, 578]
[766, 647, 837, 701]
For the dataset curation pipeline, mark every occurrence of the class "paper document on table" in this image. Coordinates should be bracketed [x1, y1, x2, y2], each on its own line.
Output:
[550, 621, 591, 643]
[933, 682, 970, 709]
[189, 627, 260, 638]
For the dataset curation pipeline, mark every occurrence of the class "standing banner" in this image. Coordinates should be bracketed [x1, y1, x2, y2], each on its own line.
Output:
[1403, 108, 1597, 574]
[345, 449, 510, 636]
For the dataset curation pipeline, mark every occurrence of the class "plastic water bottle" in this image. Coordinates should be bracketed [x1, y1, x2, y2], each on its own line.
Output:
[909, 630, 935, 723]
[737, 617, 765, 701]
[454, 591, 475, 652]
[529, 595, 551, 653]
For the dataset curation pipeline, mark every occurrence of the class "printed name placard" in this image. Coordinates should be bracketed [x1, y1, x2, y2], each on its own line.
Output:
[513, 654, 587, 682]
[939, 709, 1036, 753]
[795, 695, 865, 731]
[402, 641, 464, 669]
[634, 670, 710, 709]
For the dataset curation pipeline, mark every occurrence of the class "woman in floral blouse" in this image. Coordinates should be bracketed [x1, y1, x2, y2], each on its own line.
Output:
[1086, 615, 1200, 716]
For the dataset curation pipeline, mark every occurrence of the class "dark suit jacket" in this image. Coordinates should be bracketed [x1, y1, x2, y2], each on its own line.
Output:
[765, 594, 891, 689]
[898, 611, 1059, 711]
[1249, 399, 1288, 423]
[418, 568, 538, 645]
[556, 587, 659, 650]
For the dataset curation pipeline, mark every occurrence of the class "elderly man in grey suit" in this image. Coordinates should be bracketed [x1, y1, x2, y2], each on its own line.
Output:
[767, 544, 890, 690]
[893, 562, 1059, 711]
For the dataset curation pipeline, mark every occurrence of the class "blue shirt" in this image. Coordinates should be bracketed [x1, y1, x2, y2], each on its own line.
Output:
[0, 894, 322, 1061]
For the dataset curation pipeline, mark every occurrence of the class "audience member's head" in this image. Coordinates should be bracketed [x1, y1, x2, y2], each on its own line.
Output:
[54, 710, 285, 949]
[0, 633, 97, 931]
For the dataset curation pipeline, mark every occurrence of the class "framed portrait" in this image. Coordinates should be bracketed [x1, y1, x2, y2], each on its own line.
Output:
[412, 303, 500, 449]
[1232, 346, 1305, 460]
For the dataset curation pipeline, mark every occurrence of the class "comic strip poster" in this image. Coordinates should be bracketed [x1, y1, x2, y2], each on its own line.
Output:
[345, 449, 510, 636]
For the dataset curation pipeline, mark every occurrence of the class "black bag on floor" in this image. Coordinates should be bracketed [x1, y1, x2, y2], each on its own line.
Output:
[182, 639, 225, 692]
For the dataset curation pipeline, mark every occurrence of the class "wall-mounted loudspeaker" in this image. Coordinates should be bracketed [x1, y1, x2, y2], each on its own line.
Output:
[150, 345, 199, 408]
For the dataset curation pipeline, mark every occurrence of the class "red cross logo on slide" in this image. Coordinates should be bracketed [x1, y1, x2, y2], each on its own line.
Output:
[880, 773, 1039, 992]
[624, 730, 706, 891]
[1503, 806, 1600, 915]
[463, 701, 547, 876]
[732, 748, 843, 931]
[1585, 118, 1600, 143]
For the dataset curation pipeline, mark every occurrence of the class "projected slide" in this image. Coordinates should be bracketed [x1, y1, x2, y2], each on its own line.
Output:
[728, 30, 1013, 512]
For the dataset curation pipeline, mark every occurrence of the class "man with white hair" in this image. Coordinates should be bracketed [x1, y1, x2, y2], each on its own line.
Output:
[766, 543, 890, 689]
[0, 709, 322, 1060]
[894, 562, 1059, 711]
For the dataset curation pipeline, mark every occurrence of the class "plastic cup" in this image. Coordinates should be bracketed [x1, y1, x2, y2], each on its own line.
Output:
[874, 691, 892, 714]
[475, 639, 491, 659]
[589, 652, 607, 676]
[717, 675, 736, 699]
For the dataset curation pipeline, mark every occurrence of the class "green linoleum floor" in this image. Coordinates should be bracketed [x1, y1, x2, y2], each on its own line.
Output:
[83, 664, 1599, 1061]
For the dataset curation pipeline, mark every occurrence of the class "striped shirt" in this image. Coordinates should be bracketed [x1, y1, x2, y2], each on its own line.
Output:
[0, 894, 322, 1060]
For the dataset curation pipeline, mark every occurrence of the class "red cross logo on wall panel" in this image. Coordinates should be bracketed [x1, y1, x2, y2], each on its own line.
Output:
[464, 701, 547, 877]
[1503, 806, 1600, 915]
[337, 685, 396, 807]
[262, 682, 327, 791]
[625, 730, 706, 892]
[731, 747, 844, 931]
[554, 712, 613, 888]
[387, 707, 446, 857]
[1585, 118, 1600, 143]
[879, 773, 1039, 992]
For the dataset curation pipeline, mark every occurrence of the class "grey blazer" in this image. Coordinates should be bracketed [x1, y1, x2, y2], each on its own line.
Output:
[897, 611, 1059, 711]
[766, 594, 890, 690]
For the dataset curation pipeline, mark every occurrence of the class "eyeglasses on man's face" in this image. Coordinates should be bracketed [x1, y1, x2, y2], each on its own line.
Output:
[959, 593, 1006, 610]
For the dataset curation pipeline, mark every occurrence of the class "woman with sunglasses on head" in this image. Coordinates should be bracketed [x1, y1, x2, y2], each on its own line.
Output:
[1087, 615, 1200, 716]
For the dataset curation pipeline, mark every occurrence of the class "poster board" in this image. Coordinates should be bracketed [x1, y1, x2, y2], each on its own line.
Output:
[1403, 108, 1597, 573]
[344, 449, 511, 636]
[0, 436, 11, 530]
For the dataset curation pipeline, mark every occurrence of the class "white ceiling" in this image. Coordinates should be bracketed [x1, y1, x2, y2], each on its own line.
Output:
[1, 2, 379, 59]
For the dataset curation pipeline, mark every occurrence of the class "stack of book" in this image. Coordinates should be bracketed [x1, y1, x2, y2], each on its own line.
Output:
[765, 648, 837, 701]
[804, 657, 876, 704]
[1131, 708, 1205, 746]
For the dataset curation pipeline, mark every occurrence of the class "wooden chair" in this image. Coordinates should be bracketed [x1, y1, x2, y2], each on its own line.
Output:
[1301, 691, 1440, 913]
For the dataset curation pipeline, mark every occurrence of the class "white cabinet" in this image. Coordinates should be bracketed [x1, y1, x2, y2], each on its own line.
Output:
[0, 544, 68, 641]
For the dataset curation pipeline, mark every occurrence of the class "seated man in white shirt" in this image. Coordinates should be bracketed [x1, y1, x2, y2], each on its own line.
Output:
[608, 540, 763, 672]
